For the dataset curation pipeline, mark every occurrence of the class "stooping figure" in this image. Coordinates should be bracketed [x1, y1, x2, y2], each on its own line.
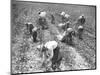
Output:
[61, 28, 74, 45]
[60, 11, 70, 23]
[25, 22, 39, 42]
[44, 41, 62, 71]
[77, 14, 86, 25]
[37, 11, 48, 30]
[38, 41, 62, 71]
[44, 41, 58, 61]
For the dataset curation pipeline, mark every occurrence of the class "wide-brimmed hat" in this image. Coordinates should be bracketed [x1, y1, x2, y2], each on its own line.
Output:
[39, 11, 47, 17]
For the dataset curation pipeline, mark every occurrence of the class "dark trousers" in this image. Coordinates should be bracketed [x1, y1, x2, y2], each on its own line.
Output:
[51, 46, 62, 70]
[78, 29, 83, 40]
[32, 31, 37, 42]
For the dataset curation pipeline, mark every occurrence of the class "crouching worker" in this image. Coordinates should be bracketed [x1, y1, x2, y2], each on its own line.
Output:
[60, 11, 70, 23]
[44, 41, 62, 71]
[39, 41, 61, 71]
[77, 26, 84, 40]
[37, 11, 48, 30]
[61, 28, 74, 45]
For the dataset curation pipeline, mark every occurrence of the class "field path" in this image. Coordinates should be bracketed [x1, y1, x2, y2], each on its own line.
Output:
[60, 45, 89, 70]
[68, 47, 89, 69]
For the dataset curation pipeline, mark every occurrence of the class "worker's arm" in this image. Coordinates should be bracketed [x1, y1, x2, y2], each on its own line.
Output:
[46, 49, 54, 61]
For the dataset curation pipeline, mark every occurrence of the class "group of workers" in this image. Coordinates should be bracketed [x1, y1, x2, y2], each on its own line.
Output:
[24, 11, 86, 71]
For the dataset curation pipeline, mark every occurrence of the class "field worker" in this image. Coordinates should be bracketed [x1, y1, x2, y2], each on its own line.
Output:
[60, 11, 70, 23]
[44, 41, 58, 60]
[44, 41, 61, 70]
[38, 11, 48, 30]
[60, 11, 66, 23]
[77, 14, 86, 25]
[77, 25, 84, 40]
[25, 22, 34, 35]
[32, 27, 38, 42]
[61, 28, 74, 45]
[38, 41, 58, 69]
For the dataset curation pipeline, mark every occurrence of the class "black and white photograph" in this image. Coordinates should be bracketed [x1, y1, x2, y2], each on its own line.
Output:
[11, 0, 96, 74]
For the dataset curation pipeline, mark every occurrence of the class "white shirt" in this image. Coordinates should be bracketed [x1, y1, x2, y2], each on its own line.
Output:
[44, 41, 58, 60]
[44, 41, 58, 50]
